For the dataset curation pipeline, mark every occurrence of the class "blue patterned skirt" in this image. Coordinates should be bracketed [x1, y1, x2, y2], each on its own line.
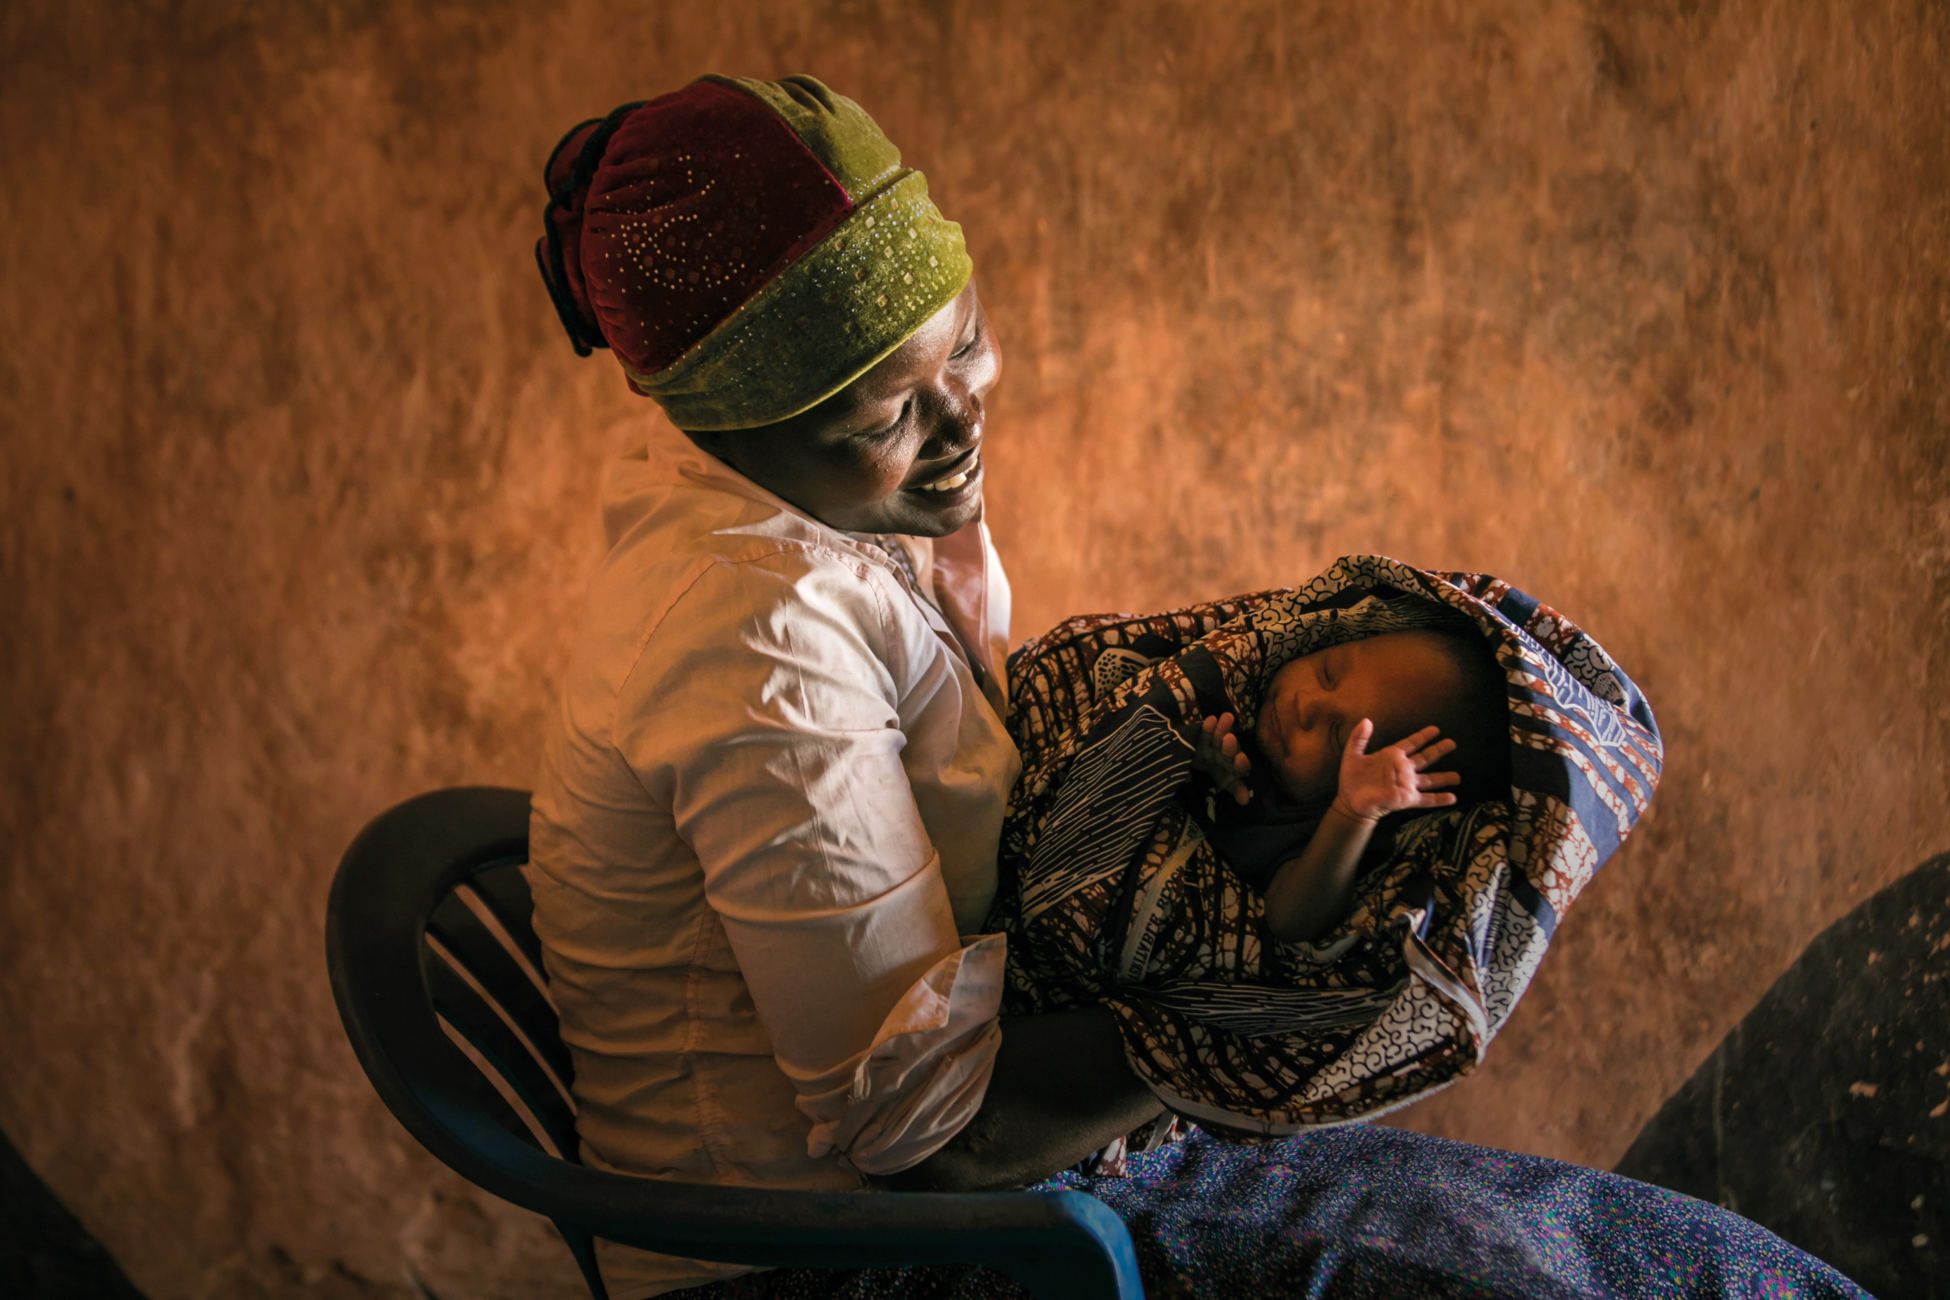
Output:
[699, 1124, 1869, 1298]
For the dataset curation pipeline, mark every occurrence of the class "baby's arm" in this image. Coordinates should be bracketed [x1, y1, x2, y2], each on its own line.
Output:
[1263, 722, 1460, 943]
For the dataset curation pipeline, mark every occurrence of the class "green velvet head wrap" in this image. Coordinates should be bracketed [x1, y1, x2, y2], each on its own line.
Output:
[538, 75, 973, 431]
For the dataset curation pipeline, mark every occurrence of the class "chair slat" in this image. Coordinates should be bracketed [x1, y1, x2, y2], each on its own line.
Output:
[426, 933, 577, 1114]
[427, 887, 577, 1088]
[436, 1015, 567, 1160]
[454, 881, 558, 1014]
[423, 940, 582, 1158]
[465, 862, 550, 971]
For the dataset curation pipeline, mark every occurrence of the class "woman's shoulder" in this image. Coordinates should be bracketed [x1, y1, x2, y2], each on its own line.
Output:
[599, 445, 886, 591]
[573, 489, 901, 675]
[570, 435, 942, 695]
[663, 534, 891, 630]
[611, 496, 888, 609]
[559, 521, 907, 743]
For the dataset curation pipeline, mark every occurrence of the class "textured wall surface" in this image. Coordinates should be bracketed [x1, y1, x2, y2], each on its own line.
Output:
[3, 1, 1946, 1296]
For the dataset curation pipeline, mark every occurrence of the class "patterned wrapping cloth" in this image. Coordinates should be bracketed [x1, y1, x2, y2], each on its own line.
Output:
[987, 555, 1663, 1137]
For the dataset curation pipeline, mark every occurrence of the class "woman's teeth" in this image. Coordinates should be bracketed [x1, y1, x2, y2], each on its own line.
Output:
[916, 462, 975, 492]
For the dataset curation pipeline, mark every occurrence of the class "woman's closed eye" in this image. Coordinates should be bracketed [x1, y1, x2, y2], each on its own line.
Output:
[951, 323, 983, 360]
[854, 400, 910, 441]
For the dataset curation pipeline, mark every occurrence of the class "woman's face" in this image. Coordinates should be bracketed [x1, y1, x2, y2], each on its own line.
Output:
[688, 283, 1001, 537]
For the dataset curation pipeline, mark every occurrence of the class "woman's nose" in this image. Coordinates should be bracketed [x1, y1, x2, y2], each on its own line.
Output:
[918, 382, 983, 458]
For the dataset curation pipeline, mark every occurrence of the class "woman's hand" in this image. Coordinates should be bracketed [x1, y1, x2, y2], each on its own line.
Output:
[1193, 713, 1254, 806]
[1331, 721, 1460, 822]
[868, 1004, 1164, 1193]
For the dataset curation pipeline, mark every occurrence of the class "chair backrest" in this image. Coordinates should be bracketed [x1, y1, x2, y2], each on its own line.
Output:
[326, 787, 1145, 1300]
[327, 786, 613, 1297]
[422, 856, 579, 1159]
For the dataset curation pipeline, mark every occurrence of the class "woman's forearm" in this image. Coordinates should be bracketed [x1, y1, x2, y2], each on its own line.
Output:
[1263, 804, 1378, 942]
[870, 1004, 1163, 1192]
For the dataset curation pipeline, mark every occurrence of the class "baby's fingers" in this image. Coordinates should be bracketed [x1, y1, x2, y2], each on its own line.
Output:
[1194, 713, 1255, 805]
[1391, 724, 1443, 754]
[1409, 737, 1458, 770]
[1220, 736, 1252, 803]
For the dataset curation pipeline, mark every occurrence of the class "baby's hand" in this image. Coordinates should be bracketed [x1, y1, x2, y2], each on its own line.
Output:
[1193, 713, 1253, 806]
[1332, 721, 1460, 822]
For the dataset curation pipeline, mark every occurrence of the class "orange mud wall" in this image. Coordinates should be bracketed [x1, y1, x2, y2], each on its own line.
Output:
[3, 1, 1946, 1296]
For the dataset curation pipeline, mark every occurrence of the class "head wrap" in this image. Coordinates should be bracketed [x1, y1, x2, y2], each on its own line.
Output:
[536, 75, 973, 432]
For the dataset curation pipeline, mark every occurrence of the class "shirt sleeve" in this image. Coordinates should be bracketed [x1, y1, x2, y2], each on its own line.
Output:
[612, 548, 1003, 1175]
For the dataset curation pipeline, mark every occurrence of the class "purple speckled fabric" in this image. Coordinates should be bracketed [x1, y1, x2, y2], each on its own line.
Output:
[695, 1124, 1871, 1299]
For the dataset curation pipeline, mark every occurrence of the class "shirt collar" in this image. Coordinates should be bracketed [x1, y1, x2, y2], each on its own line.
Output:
[601, 418, 907, 571]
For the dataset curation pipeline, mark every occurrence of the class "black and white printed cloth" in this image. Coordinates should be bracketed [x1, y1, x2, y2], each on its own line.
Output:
[988, 554, 1663, 1137]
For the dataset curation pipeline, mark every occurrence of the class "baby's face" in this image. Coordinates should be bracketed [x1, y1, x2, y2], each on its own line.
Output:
[1256, 630, 1469, 806]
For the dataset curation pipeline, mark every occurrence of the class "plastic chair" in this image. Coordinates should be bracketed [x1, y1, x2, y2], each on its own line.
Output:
[325, 786, 1144, 1300]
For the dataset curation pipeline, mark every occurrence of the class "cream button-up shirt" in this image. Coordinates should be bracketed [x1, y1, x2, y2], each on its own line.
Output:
[526, 422, 1020, 1296]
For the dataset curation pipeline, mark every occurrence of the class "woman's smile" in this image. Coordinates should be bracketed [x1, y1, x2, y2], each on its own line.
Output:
[688, 283, 1000, 537]
[908, 450, 982, 497]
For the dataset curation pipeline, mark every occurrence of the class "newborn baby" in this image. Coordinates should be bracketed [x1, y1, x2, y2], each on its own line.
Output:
[1192, 628, 1509, 942]
[993, 559, 1660, 1134]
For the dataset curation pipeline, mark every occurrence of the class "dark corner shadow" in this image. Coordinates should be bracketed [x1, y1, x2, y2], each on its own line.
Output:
[0, 1128, 146, 1299]
[1617, 851, 1949, 1300]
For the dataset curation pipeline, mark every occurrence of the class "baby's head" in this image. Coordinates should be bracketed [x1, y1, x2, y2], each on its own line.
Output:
[1255, 627, 1509, 809]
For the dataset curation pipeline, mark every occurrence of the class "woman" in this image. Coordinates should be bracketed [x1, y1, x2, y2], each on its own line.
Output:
[528, 74, 1161, 1296]
[528, 74, 1867, 1299]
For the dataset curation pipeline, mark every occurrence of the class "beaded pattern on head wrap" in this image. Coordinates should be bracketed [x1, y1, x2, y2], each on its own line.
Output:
[535, 75, 973, 432]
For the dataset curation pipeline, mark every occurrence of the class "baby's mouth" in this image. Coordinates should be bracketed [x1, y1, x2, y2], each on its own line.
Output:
[1266, 692, 1299, 757]
[1257, 710, 1284, 766]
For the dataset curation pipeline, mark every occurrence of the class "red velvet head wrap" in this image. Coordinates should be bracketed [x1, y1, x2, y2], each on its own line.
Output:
[536, 76, 973, 431]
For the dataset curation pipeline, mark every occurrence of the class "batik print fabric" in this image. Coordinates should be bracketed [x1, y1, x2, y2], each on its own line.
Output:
[988, 554, 1663, 1138]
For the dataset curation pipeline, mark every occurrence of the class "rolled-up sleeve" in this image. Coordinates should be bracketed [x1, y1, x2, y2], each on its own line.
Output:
[613, 550, 1003, 1175]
